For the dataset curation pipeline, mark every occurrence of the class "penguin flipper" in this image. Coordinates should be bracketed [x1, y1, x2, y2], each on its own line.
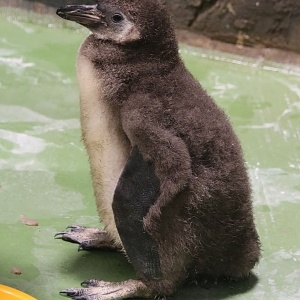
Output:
[112, 146, 162, 279]
[120, 100, 192, 225]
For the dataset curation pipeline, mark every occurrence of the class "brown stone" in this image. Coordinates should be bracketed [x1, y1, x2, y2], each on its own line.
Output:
[164, 0, 200, 27]
[190, 0, 300, 53]
[233, 19, 255, 31]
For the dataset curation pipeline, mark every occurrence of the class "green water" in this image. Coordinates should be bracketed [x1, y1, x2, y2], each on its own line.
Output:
[0, 8, 299, 300]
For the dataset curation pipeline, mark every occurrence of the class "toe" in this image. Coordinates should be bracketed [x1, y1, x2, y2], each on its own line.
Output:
[60, 288, 86, 299]
[78, 240, 91, 251]
[81, 279, 101, 288]
[55, 225, 117, 250]
[59, 289, 77, 297]
[67, 225, 86, 232]
[54, 231, 69, 239]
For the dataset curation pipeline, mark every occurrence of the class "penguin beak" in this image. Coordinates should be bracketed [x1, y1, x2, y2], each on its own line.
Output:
[56, 5, 104, 27]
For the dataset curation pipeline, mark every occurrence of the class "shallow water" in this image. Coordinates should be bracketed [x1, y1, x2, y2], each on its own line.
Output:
[0, 8, 299, 300]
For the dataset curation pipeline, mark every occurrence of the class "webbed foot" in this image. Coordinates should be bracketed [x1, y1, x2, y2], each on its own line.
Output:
[55, 225, 120, 251]
[60, 279, 156, 300]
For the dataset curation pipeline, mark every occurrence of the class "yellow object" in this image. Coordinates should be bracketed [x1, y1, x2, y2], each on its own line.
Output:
[0, 284, 37, 300]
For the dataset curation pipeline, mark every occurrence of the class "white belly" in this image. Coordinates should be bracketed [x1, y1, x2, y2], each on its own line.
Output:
[77, 54, 130, 246]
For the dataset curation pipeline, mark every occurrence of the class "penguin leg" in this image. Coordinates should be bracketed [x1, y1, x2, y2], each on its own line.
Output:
[55, 225, 119, 251]
[60, 279, 156, 300]
[59, 147, 162, 299]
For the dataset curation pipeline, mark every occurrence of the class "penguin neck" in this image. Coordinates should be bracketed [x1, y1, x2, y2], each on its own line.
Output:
[79, 34, 181, 106]
[81, 34, 180, 70]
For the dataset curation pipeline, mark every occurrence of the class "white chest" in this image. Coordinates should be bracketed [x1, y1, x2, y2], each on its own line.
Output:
[77, 54, 130, 246]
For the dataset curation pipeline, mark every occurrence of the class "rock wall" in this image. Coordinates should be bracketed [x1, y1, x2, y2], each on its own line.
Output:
[2, 0, 300, 53]
[165, 0, 300, 53]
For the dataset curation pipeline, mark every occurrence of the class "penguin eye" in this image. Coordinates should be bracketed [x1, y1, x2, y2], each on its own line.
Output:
[111, 13, 124, 23]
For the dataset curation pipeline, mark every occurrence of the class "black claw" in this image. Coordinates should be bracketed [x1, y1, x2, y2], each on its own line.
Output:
[81, 281, 88, 288]
[67, 225, 84, 231]
[78, 241, 93, 252]
[59, 290, 71, 297]
[81, 280, 90, 288]
[54, 231, 68, 238]
[81, 279, 98, 287]
[59, 289, 81, 298]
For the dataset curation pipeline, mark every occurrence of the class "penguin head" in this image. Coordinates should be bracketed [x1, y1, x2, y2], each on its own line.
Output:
[57, 0, 174, 45]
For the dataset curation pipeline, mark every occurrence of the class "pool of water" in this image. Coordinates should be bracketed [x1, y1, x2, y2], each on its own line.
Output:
[0, 7, 299, 300]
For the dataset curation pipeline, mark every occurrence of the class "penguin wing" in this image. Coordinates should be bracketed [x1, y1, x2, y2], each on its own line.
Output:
[112, 145, 162, 279]
[112, 99, 192, 278]
[119, 99, 192, 214]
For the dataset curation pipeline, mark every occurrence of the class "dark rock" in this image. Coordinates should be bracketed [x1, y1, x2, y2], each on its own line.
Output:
[233, 19, 255, 31]
[190, 0, 300, 53]
[164, 0, 200, 27]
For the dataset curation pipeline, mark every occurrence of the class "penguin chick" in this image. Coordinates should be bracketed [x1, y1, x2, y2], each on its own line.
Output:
[55, 1, 261, 299]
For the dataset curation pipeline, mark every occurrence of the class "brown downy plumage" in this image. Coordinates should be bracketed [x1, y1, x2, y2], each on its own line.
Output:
[55, 1, 261, 299]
